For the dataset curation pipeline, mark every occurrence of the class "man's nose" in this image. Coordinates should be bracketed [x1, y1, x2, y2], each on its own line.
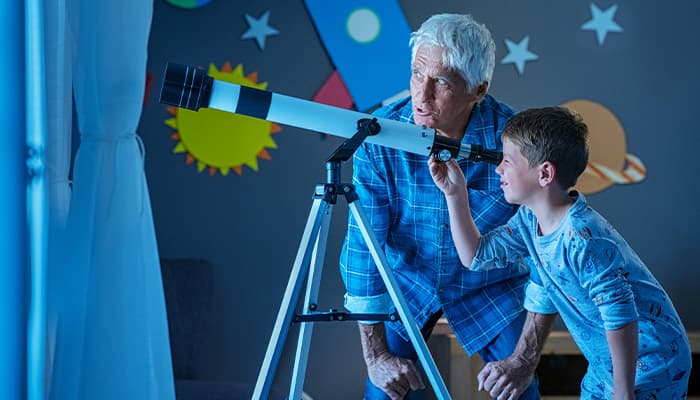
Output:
[415, 80, 434, 102]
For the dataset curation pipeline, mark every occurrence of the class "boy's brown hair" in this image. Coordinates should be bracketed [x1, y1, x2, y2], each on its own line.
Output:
[502, 106, 589, 189]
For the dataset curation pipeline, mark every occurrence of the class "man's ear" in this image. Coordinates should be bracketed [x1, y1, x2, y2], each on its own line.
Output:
[473, 82, 488, 101]
[539, 161, 557, 187]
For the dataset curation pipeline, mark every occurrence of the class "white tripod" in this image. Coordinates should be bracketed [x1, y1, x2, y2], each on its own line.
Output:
[252, 118, 452, 400]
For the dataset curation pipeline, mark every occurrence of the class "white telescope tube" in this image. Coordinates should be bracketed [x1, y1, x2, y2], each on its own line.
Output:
[159, 62, 502, 164]
[210, 80, 435, 155]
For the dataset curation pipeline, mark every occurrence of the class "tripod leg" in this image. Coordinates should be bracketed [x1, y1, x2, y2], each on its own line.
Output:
[289, 201, 333, 400]
[253, 198, 330, 400]
[348, 202, 452, 400]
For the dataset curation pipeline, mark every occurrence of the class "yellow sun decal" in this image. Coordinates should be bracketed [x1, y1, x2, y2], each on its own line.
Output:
[164, 62, 282, 176]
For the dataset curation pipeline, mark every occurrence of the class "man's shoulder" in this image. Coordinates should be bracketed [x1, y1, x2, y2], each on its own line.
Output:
[479, 94, 516, 120]
[466, 95, 516, 146]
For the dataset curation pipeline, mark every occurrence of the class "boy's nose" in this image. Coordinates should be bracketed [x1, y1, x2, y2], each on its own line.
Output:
[495, 163, 504, 175]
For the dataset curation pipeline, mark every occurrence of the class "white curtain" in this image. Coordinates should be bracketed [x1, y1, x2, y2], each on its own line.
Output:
[44, 0, 71, 229]
[47, 0, 175, 399]
[44, 2, 71, 389]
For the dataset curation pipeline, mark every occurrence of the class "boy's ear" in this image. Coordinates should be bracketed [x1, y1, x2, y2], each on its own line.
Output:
[539, 161, 557, 186]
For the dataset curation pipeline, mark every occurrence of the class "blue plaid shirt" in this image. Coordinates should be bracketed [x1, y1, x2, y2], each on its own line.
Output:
[339, 95, 529, 354]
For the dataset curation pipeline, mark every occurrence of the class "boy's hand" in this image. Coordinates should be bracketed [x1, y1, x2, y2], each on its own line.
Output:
[428, 157, 467, 198]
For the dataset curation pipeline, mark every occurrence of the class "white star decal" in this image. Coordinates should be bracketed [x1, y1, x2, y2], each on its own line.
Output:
[581, 3, 623, 45]
[241, 11, 280, 50]
[501, 36, 538, 75]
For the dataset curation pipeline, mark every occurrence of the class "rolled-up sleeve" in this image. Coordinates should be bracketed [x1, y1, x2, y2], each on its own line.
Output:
[344, 292, 392, 324]
[523, 279, 558, 314]
[576, 238, 638, 330]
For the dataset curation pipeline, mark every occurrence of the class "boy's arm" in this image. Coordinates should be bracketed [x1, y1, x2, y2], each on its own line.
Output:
[477, 311, 556, 399]
[429, 158, 481, 266]
[444, 186, 481, 266]
[606, 321, 638, 400]
[572, 238, 638, 399]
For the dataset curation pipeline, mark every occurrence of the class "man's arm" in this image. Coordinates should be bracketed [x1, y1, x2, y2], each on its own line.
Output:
[606, 321, 638, 400]
[358, 323, 425, 400]
[478, 311, 556, 399]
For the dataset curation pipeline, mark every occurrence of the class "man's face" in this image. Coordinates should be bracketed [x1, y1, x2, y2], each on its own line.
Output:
[409, 46, 484, 139]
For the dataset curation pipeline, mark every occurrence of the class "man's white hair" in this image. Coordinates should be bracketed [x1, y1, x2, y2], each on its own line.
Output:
[409, 13, 496, 93]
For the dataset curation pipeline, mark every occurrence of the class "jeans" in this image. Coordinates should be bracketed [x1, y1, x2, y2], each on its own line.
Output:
[363, 311, 540, 400]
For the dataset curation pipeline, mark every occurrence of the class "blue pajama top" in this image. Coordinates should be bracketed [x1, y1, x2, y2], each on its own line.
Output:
[474, 192, 691, 395]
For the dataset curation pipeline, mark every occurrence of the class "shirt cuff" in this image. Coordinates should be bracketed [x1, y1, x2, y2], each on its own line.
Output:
[599, 300, 639, 330]
[344, 292, 392, 324]
[523, 280, 558, 315]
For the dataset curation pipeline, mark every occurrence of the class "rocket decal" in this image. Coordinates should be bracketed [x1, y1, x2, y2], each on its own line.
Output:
[304, 0, 411, 111]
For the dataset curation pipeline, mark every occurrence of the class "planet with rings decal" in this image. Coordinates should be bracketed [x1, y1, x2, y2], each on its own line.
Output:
[562, 99, 646, 194]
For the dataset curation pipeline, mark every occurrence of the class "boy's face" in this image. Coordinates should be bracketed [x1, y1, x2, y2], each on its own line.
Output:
[496, 138, 540, 205]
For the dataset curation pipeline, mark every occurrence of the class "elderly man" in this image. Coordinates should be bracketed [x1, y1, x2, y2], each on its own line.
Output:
[340, 13, 542, 400]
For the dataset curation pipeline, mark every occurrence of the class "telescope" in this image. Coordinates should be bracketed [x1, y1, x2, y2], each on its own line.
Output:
[159, 62, 502, 165]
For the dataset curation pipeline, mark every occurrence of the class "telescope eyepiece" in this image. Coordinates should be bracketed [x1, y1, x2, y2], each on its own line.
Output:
[436, 149, 452, 162]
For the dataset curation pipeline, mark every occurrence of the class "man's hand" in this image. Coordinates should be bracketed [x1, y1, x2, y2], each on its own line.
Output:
[477, 355, 535, 400]
[477, 312, 557, 400]
[358, 323, 425, 399]
[367, 353, 425, 400]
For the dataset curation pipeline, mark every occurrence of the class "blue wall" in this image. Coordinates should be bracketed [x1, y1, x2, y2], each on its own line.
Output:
[140, 1, 700, 398]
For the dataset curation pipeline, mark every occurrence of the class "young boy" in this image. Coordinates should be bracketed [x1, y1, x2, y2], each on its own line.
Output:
[429, 106, 691, 399]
